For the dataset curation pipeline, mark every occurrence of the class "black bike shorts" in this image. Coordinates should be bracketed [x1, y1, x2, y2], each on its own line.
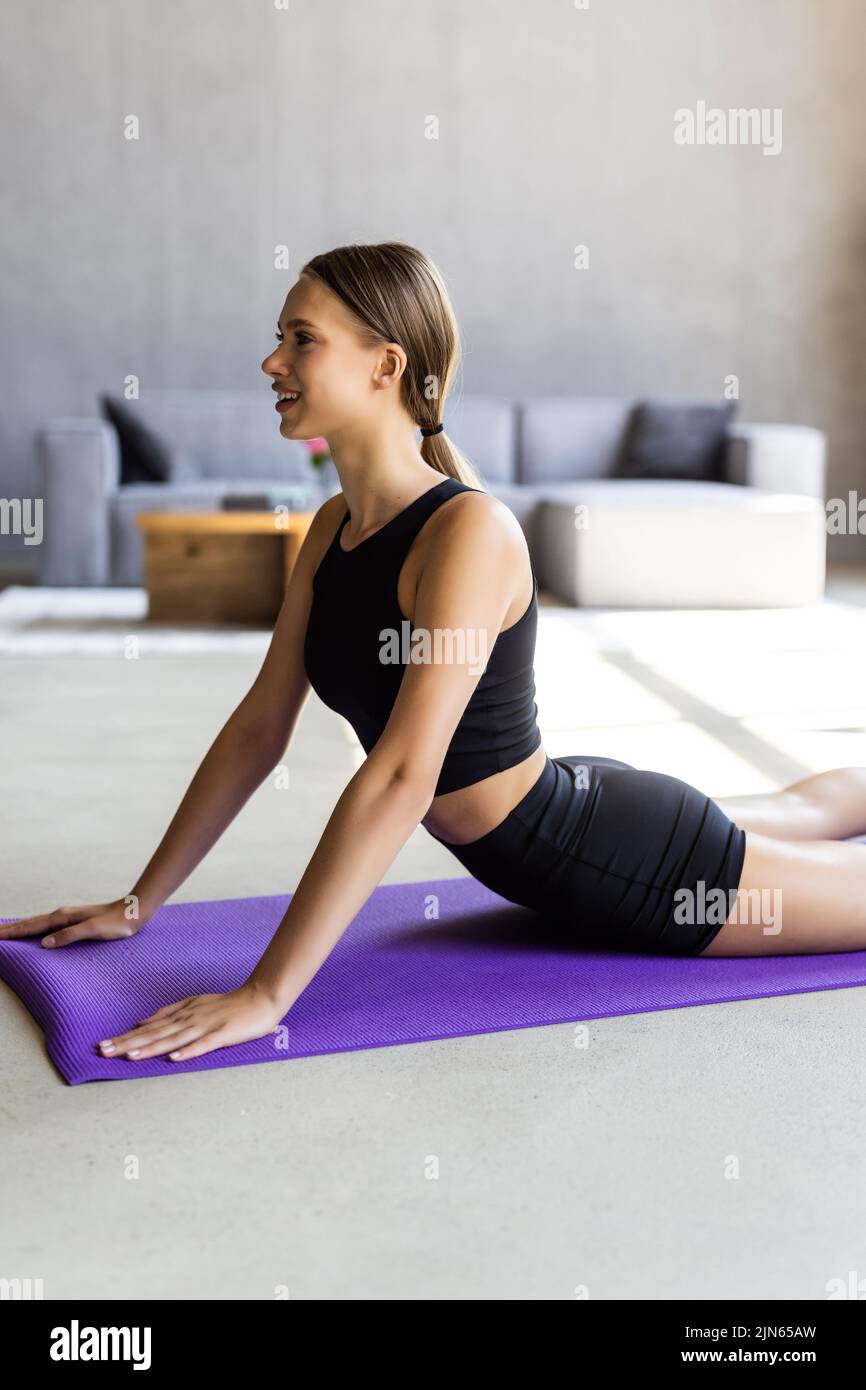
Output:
[427, 753, 747, 955]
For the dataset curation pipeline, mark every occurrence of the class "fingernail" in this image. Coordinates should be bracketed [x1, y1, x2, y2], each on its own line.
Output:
[43, 937, 54, 947]
[100, 1042, 114, 1052]
[128, 1050, 140, 1058]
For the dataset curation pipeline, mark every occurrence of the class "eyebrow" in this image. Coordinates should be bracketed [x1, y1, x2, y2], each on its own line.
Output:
[277, 316, 318, 330]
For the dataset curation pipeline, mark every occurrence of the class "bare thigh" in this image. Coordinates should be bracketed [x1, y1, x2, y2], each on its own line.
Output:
[699, 830, 866, 956]
[715, 768, 866, 841]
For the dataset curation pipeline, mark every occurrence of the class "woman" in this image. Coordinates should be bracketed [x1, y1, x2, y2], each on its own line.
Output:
[5, 241, 866, 1065]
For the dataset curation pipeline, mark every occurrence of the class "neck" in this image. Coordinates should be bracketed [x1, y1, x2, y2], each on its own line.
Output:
[325, 415, 443, 528]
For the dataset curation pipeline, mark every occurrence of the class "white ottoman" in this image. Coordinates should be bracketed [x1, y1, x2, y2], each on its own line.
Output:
[534, 480, 826, 608]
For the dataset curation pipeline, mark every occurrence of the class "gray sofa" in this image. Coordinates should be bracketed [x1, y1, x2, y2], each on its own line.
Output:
[35, 390, 828, 607]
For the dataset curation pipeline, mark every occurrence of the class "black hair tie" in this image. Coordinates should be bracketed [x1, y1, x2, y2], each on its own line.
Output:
[420, 422, 444, 437]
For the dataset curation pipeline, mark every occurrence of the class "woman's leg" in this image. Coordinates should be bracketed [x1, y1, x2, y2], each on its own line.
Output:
[699, 830, 866, 956]
[715, 768, 866, 842]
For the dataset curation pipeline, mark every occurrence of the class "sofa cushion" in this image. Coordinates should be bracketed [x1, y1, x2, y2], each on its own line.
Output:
[533, 480, 826, 607]
[518, 397, 634, 483]
[442, 394, 517, 483]
[100, 394, 198, 485]
[117, 389, 312, 481]
[615, 399, 737, 482]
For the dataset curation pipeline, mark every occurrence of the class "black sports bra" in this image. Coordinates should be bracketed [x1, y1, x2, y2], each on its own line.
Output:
[303, 475, 542, 795]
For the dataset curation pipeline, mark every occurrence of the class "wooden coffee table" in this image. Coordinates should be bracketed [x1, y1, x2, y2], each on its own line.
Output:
[136, 510, 315, 623]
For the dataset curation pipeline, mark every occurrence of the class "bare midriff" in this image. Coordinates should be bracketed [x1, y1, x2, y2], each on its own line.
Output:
[419, 743, 547, 845]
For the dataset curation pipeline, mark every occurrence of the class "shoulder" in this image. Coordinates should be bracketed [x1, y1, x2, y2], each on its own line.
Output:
[290, 490, 346, 585]
[430, 485, 526, 565]
[312, 489, 347, 527]
[410, 487, 530, 634]
[306, 488, 347, 547]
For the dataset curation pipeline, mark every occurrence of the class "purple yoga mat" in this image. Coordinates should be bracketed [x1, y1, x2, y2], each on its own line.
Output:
[2, 877, 866, 1085]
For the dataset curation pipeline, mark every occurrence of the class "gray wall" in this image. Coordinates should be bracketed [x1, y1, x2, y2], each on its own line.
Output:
[2, 0, 865, 569]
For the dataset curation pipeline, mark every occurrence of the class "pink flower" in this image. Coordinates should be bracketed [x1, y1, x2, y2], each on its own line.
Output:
[301, 436, 331, 471]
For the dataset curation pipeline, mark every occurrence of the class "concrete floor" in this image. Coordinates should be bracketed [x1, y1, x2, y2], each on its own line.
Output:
[2, 572, 866, 1299]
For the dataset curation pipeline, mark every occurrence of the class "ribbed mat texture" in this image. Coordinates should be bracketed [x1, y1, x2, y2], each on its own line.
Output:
[2, 877, 866, 1084]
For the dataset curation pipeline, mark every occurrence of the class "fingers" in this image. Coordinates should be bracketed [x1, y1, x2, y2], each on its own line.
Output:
[100, 999, 199, 1055]
[98, 995, 232, 1062]
[41, 921, 100, 948]
[102, 1022, 189, 1058]
[97, 991, 268, 1064]
[162, 1030, 230, 1062]
[0, 907, 71, 940]
[101, 1020, 222, 1061]
[41, 917, 137, 949]
[0, 904, 105, 941]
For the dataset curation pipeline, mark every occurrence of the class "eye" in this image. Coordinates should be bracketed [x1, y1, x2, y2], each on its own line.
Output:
[274, 330, 312, 345]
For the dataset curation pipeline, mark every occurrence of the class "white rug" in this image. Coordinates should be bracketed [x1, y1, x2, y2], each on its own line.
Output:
[0, 587, 272, 655]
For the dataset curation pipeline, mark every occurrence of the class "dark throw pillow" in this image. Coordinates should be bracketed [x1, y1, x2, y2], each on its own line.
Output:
[100, 394, 179, 485]
[615, 400, 738, 483]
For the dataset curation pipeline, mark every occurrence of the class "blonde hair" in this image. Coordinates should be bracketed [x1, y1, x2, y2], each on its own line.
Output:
[299, 241, 485, 490]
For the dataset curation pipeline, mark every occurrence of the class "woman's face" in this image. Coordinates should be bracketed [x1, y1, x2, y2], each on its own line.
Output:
[261, 274, 403, 441]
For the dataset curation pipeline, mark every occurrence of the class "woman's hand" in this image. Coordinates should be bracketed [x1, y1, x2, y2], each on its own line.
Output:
[0, 898, 148, 948]
[97, 982, 284, 1063]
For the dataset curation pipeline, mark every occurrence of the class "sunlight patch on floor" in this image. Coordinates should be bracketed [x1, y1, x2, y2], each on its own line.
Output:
[534, 649, 682, 728]
[545, 720, 766, 796]
[737, 721, 866, 773]
[640, 645, 866, 722]
[557, 601, 866, 658]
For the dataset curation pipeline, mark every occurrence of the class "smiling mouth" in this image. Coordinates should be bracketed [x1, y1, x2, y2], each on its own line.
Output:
[275, 390, 301, 413]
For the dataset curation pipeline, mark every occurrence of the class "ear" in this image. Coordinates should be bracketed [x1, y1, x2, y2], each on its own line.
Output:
[372, 341, 408, 393]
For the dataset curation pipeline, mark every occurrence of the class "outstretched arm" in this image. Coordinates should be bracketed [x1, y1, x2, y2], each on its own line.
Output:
[98, 493, 526, 1062]
[123, 546, 318, 923]
[1, 497, 338, 950]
